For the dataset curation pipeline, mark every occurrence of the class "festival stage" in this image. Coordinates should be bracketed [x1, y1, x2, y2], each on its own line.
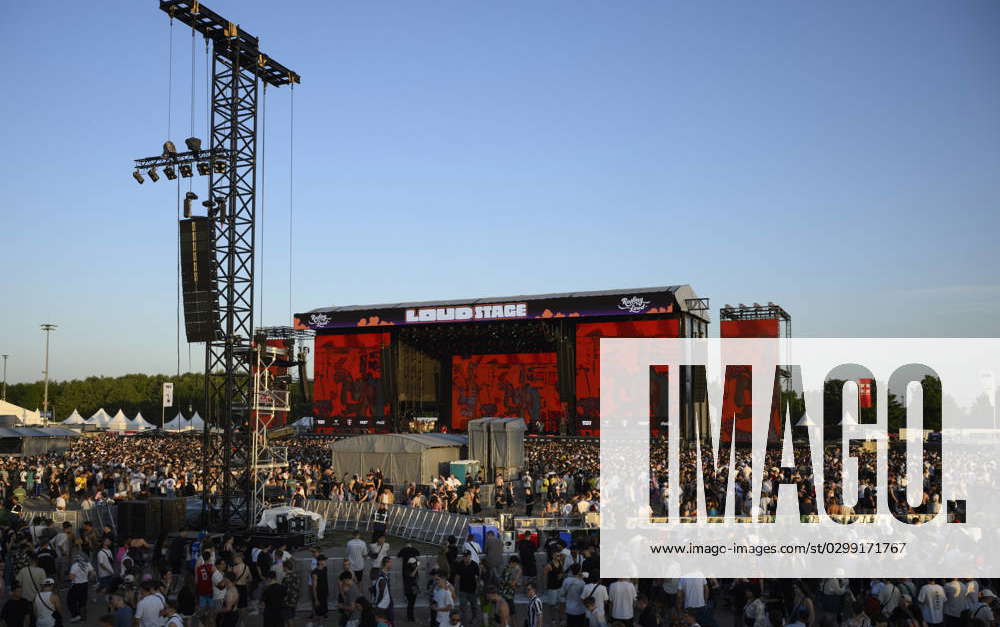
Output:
[295, 285, 711, 436]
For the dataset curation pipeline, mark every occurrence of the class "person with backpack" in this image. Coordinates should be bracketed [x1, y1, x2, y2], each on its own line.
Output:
[371, 556, 394, 624]
[582, 574, 609, 627]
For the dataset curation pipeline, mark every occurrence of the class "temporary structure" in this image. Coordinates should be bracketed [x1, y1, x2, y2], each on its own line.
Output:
[86, 408, 112, 428]
[163, 412, 189, 431]
[330, 433, 467, 485]
[131, 412, 156, 431]
[467, 417, 526, 479]
[0, 400, 43, 425]
[188, 412, 205, 431]
[105, 410, 131, 432]
[62, 409, 86, 425]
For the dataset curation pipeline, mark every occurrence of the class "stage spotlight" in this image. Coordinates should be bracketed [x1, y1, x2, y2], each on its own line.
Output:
[196, 161, 211, 176]
[184, 137, 202, 153]
[147, 167, 160, 182]
[183, 192, 198, 218]
[179, 164, 194, 178]
[162, 140, 178, 158]
[132, 170, 144, 184]
[164, 166, 177, 180]
[213, 160, 227, 174]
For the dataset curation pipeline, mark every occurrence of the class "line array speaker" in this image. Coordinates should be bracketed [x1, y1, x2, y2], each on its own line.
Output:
[179, 217, 219, 343]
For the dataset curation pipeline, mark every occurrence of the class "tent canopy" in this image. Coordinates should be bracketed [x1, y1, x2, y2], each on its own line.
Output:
[132, 412, 156, 430]
[105, 410, 131, 432]
[330, 434, 467, 485]
[188, 412, 205, 431]
[62, 409, 86, 425]
[163, 412, 189, 431]
[86, 408, 112, 427]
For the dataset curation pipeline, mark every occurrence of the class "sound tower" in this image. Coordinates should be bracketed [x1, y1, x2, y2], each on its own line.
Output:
[179, 217, 219, 343]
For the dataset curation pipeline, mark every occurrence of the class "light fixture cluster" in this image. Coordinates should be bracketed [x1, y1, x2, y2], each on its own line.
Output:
[132, 137, 228, 184]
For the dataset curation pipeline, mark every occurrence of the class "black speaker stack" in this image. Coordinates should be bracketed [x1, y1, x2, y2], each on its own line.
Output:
[179, 216, 219, 343]
[116, 498, 187, 539]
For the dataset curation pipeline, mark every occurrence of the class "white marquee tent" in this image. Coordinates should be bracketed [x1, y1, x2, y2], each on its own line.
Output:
[62, 409, 86, 425]
[131, 411, 156, 431]
[188, 412, 205, 432]
[86, 408, 112, 428]
[106, 410, 131, 432]
[163, 412, 190, 431]
[0, 400, 43, 425]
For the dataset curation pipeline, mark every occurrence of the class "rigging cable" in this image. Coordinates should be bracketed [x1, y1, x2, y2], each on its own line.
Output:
[169, 16, 181, 378]
[259, 83, 267, 327]
[288, 84, 295, 324]
[187, 27, 197, 371]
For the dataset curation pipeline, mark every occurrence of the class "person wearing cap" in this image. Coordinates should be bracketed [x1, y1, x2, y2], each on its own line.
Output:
[971, 590, 997, 627]
[311, 554, 329, 619]
[401, 553, 420, 622]
[33, 577, 62, 627]
[68, 551, 96, 623]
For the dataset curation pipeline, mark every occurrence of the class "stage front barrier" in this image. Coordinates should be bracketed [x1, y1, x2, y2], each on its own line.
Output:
[20, 502, 118, 535]
[511, 515, 599, 530]
[304, 501, 469, 545]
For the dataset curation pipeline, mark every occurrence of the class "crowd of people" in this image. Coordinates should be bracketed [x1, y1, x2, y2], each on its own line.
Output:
[0, 433, 993, 627]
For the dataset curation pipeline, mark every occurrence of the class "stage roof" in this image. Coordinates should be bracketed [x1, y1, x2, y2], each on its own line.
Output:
[297, 285, 708, 331]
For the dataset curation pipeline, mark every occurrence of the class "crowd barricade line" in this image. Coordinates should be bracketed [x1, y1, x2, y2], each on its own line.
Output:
[303, 500, 470, 546]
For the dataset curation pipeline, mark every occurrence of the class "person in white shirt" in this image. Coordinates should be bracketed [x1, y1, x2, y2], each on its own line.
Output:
[432, 572, 456, 627]
[462, 535, 482, 565]
[560, 565, 587, 627]
[212, 558, 229, 610]
[965, 580, 982, 612]
[67, 553, 96, 622]
[944, 578, 966, 627]
[608, 578, 637, 625]
[369, 534, 390, 572]
[919, 578, 947, 627]
[581, 576, 609, 627]
[97, 538, 116, 593]
[680, 575, 718, 627]
[135, 581, 167, 627]
[346, 531, 368, 581]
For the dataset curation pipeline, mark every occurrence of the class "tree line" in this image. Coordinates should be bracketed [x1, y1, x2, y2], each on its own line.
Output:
[4, 373, 209, 425]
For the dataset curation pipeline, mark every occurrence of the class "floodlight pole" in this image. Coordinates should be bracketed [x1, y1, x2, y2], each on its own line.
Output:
[1, 354, 7, 401]
[40, 324, 57, 423]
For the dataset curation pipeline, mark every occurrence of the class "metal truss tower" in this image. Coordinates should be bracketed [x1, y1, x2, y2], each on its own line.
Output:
[154, 1, 300, 528]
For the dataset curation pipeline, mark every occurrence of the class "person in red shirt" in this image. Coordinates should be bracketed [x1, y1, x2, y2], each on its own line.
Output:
[195, 551, 216, 620]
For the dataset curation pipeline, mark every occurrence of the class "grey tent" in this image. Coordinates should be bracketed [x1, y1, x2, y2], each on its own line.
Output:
[330, 433, 467, 486]
[467, 417, 526, 479]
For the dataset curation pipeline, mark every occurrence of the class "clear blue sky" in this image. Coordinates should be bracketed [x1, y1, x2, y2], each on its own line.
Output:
[1, 1, 998, 384]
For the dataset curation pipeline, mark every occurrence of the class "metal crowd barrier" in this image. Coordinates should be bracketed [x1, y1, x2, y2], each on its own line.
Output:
[305, 500, 469, 546]
[19, 502, 118, 535]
